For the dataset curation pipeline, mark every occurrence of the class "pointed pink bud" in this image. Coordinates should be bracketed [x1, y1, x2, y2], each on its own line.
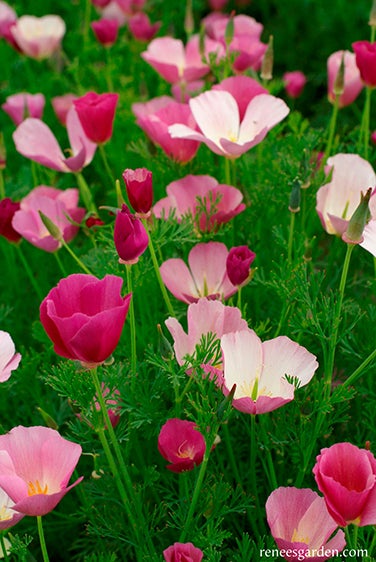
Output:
[283, 71, 307, 98]
[114, 204, 149, 264]
[158, 418, 206, 473]
[226, 245, 256, 286]
[122, 168, 153, 217]
[73, 92, 119, 144]
[91, 18, 119, 46]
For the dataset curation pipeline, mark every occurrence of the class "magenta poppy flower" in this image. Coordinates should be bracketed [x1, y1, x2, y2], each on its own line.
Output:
[113, 204, 149, 264]
[220, 330, 318, 414]
[153, 174, 245, 232]
[169, 88, 289, 158]
[0, 197, 21, 243]
[266, 487, 345, 561]
[128, 12, 160, 42]
[2, 92, 45, 126]
[283, 71, 307, 99]
[132, 96, 200, 164]
[10, 15, 66, 60]
[163, 542, 204, 562]
[160, 242, 237, 304]
[313, 442, 376, 527]
[226, 245, 256, 286]
[91, 18, 119, 46]
[13, 107, 97, 173]
[352, 40, 376, 87]
[51, 94, 78, 126]
[327, 50, 363, 107]
[12, 186, 86, 253]
[0, 330, 21, 383]
[158, 418, 206, 473]
[40, 274, 131, 366]
[0, 426, 82, 517]
[73, 92, 119, 144]
[122, 167, 153, 217]
[165, 298, 248, 367]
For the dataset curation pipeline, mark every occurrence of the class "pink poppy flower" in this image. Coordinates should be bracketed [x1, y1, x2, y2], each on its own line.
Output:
[220, 330, 318, 414]
[165, 298, 248, 367]
[266, 487, 345, 561]
[160, 242, 237, 304]
[10, 15, 66, 60]
[113, 204, 149, 264]
[91, 18, 119, 46]
[158, 418, 206, 473]
[132, 96, 200, 163]
[169, 88, 289, 158]
[313, 442, 376, 527]
[2, 93, 45, 126]
[352, 41, 376, 87]
[0, 487, 25, 530]
[115, 0, 145, 15]
[91, 0, 112, 7]
[316, 153, 376, 238]
[73, 92, 119, 144]
[0, 197, 22, 243]
[208, 0, 229, 10]
[40, 274, 131, 367]
[226, 245, 256, 286]
[0, 330, 21, 383]
[153, 174, 245, 232]
[212, 75, 268, 120]
[163, 542, 203, 562]
[12, 186, 86, 253]
[283, 71, 307, 99]
[123, 167, 153, 217]
[128, 12, 160, 42]
[327, 50, 363, 107]
[0, 2, 18, 51]
[0, 425, 82, 517]
[100, 2, 127, 26]
[141, 35, 222, 84]
[13, 107, 97, 173]
[51, 94, 77, 126]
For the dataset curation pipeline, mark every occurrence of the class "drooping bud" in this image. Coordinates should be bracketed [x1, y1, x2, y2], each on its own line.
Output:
[288, 178, 301, 213]
[342, 187, 372, 244]
[38, 211, 63, 242]
[333, 52, 345, 97]
[261, 35, 274, 81]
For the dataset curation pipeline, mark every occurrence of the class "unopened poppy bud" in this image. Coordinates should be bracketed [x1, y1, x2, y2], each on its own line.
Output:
[333, 52, 345, 97]
[224, 13, 234, 49]
[342, 187, 372, 244]
[38, 210, 63, 241]
[122, 168, 153, 217]
[261, 35, 274, 81]
[36, 407, 59, 430]
[157, 324, 174, 362]
[288, 178, 301, 212]
[226, 245, 256, 286]
[0, 133, 6, 169]
[217, 383, 236, 420]
[184, 0, 194, 37]
[114, 204, 149, 265]
[365, 440, 371, 450]
[369, 0, 376, 27]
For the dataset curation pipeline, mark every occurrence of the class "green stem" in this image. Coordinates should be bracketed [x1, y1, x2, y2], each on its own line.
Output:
[222, 423, 243, 489]
[249, 414, 261, 537]
[287, 212, 296, 264]
[53, 251, 68, 277]
[75, 172, 98, 216]
[62, 239, 93, 275]
[343, 346, 376, 388]
[99, 144, 115, 187]
[82, 0, 92, 51]
[126, 265, 137, 375]
[259, 415, 278, 490]
[357, 86, 372, 160]
[31, 161, 40, 187]
[0, 169, 5, 199]
[16, 244, 44, 301]
[37, 516, 50, 562]
[236, 287, 242, 310]
[0, 533, 9, 561]
[105, 48, 114, 91]
[323, 95, 339, 164]
[224, 157, 231, 185]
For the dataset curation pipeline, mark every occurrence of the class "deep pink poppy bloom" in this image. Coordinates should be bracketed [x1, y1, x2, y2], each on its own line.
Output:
[160, 241, 237, 304]
[2, 93, 45, 126]
[115, 0, 145, 15]
[226, 245, 256, 286]
[0, 330, 21, 383]
[122, 167, 153, 217]
[220, 330, 318, 414]
[283, 71, 307, 99]
[266, 487, 345, 561]
[313, 442, 376, 527]
[91, 18, 119, 46]
[74, 92, 119, 144]
[113, 204, 149, 264]
[13, 107, 97, 173]
[0, 425, 82, 517]
[10, 15, 66, 60]
[128, 12, 160, 42]
[12, 186, 86, 253]
[40, 274, 131, 366]
[352, 41, 376, 87]
[327, 50, 363, 107]
[165, 298, 248, 367]
[133, 96, 200, 163]
[169, 88, 289, 158]
[153, 174, 245, 232]
[158, 418, 206, 473]
[0, 197, 22, 243]
[163, 542, 204, 562]
[208, 0, 229, 10]
[51, 94, 78, 126]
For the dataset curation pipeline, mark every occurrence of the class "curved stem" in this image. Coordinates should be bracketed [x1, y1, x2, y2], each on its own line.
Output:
[0, 169, 5, 199]
[37, 516, 50, 562]
[249, 414, 261, 537]
[99, 144, 115, 187]
[62, 239, 93, 275]
[343, 346, 376, 388]
[126, 265, 137, 375]
[16, 244, 44, 301]
[53, 251, 68, 277]
[75, 173, 98, 216]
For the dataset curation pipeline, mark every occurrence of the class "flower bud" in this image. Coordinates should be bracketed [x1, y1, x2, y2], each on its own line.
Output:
[288, 178, 301, 213]
[0, 198, 21, 242]
[342, 187, 372, 244]
[226, 245, 256, 286]
[333, 52, 345, 97]
[91, 18, 119, 47]
[261, 35, 273, 81]
[122, 168, 153, 217]
[114, 204, 149, 264]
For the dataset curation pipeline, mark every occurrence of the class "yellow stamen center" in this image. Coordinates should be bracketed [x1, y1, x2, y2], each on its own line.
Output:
[28, 480, 48, 496]
[291, 528, 310, 544]
[0, 505, 12, 522]
[177, 440, 195, 459]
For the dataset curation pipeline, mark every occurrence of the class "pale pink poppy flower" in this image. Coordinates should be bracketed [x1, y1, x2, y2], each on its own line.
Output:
[283, 71, 307, 99]
[327, 50, 363, 108]
[141, 34, 223, 84]
[212, 75, 268, 120]
[266, 487, 345, 561]
[0, 330, 21, 383]
[13, 107, 97, 173]
[0, 2, 18, 49]
[0, 487, 25, 530]
[51, 94, 77, 126]
[2, 92, 45, 126]
[132, 96, 200, 163]
[316, 153, 376, 237]
[12, 186, 85, 252]
[160, 241, 237, 304]
[153, 174, 245, 232]
[0, 425, 82, 517]
[128, 12, 160, 42]
[220, 330, 318, 414]
[165, 298, 248, 367]
[11, 15, 66, 60]
[169, 88, 289, 158]
[313, 442, 376, 527]
[115, 0, 146, 15]
[100, 2, 127, 26]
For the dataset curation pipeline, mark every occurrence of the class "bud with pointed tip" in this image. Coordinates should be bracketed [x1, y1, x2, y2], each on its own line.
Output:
[342, 187, 372, 244]
[261, 35, 274, 81]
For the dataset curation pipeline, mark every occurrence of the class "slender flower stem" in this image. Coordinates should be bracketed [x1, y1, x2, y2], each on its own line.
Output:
[37, 516, 50, 562]
[287, 212, 296, 264]
[224, 157, 231, 185]
[0, 169, 5, 199]
[75, 172, 98, 216]
[126, 265, 137, 374]
[82, 0, 92, 51]
[53, 251, 68, 277]
[105, 48, 114, 91]
[249, 414, 261, 537]
[259, 415, 278, 489]
[99, 144, 115, 187]
[323, 95, 339, 164]
[0, 533, 8, 561]
[343, 346, 376, 388]
[61, 239, 93, 275]
[358, 86, 373, 160]
[223, 423, 243, 489]
[16, 244, 44, 301]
